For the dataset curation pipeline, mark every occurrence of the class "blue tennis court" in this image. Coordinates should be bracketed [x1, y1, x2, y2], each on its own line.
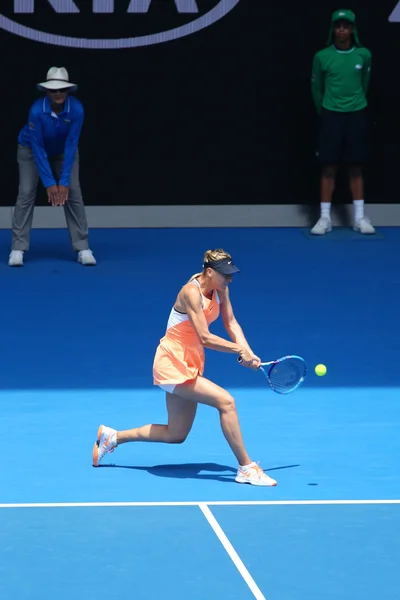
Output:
[1, 227, 399, 599]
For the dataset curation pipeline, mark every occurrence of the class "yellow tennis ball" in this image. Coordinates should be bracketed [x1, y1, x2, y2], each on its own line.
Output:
[315, 364, 327, 376]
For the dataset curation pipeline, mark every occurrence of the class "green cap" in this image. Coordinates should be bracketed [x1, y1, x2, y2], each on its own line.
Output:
[332, 9, 356, 24]
[327, 9, 360, 46]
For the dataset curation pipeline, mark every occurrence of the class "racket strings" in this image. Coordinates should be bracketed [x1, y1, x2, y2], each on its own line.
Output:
[268, 358, 306, 393]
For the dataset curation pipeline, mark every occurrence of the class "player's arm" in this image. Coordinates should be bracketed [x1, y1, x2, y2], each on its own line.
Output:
[59, 105, 84, 187]
[362, 52, 372, 95]
[183, 285, 244, 355]
[28, 108, 57, 189]
[311, 54, 324, 115]
[219, 287, 254, 355]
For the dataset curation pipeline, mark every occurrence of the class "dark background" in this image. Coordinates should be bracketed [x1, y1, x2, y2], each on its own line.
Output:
[0, 0, 397, 207]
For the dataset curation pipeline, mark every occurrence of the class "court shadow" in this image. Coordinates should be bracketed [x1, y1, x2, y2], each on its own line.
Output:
[98, 462, 300, 483]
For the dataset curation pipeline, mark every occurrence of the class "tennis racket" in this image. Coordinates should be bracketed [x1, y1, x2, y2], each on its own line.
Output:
[238, 355, 307, 394]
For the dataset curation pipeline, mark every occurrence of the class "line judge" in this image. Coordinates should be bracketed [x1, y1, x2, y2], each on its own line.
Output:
[9, 67, 96, 267]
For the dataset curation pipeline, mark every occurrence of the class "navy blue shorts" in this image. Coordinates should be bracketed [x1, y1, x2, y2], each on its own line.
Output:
[316, 108, 369, 166]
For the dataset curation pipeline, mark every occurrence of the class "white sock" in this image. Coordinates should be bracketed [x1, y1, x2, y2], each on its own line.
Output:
[353, 199, 364, 222]
[321, 202, 331, 219]
[240, 462, 256, 471]
[110, 432, 118, 447]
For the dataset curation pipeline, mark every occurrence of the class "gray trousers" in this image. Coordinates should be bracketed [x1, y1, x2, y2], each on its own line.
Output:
[12, 144, 89, 252]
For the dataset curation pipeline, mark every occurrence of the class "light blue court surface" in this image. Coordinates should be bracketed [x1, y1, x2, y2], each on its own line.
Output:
[1, 227, 399, 599]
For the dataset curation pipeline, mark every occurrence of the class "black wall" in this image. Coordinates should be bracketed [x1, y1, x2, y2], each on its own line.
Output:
[0, 1, 397, 206]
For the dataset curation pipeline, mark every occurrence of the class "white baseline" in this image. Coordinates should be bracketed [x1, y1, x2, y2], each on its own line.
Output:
[0, 499, 399, 508]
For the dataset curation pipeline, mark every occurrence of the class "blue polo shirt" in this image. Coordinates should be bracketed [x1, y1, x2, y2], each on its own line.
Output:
[18, 96, 84, 189]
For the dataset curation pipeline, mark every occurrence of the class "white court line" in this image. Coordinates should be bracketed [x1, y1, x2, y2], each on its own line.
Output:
[0, 499, 399, 508]
[199, 503, 266, 600]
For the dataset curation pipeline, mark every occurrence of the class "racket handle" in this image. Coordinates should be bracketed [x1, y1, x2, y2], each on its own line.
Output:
[238, 355, 264, 370]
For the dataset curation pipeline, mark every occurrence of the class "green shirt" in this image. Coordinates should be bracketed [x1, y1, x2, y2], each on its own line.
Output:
[311, 45, 372, 114]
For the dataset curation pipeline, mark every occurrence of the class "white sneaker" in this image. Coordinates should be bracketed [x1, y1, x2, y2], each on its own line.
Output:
[354, 217, 375, 234]
[78, 249, 96, 266]
[235, 462, 277, 487]
[92, 425, 117, 467]
[310, 217, 332, 235]
[8, 250, 24, 267]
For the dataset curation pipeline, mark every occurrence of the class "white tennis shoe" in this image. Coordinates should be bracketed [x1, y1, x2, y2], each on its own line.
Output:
[92, 425, 117, 467]
[235, 462, 277, 486]
[78, 249, 96, 266]
[354, 217, 375, 234]
[8, 250, 24, 267]
[310, 217, 332, 235]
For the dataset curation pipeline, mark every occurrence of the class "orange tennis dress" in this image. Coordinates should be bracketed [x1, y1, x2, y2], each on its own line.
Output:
[153, 278, 220, 393]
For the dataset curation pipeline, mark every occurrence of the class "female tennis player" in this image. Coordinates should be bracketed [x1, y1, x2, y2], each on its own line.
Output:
[92, 249, 277, 487]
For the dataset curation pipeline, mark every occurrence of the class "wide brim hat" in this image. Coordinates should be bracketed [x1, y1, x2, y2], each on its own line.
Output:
[37, 67, 78, 93]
